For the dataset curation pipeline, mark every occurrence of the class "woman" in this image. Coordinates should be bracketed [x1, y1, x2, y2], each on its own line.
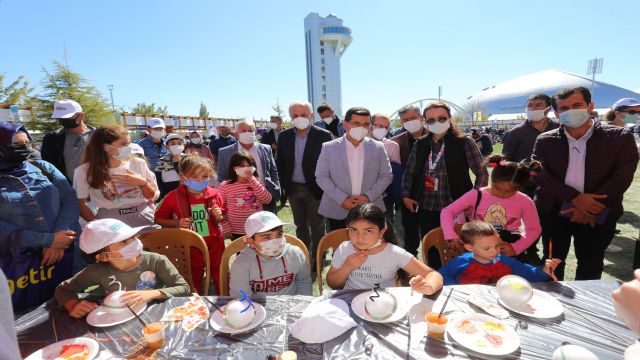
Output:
[0, 122, 79, 311]
[185, 130, 214, 162]
[73, 124, 159, 226]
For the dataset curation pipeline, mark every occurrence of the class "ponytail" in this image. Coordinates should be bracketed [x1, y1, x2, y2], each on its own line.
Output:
[485, 155, 542, 189]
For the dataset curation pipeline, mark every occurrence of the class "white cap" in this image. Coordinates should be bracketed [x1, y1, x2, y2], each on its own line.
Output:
[129, 143, 144, 156]
[79, 218, 156, 254]
[51, 99, 82, 119]
[165, 133, 183, 143]
[244, 211, 289, 237]
[147, 117, 166, 129]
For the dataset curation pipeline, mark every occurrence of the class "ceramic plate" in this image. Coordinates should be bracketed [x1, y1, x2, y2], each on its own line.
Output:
[351, 290, 408, 324]
[447, 313, 520, 356]
[25, 337, 99, 360]
[209, 303, 266, 334]
[86, 302, 147, 327]
[498, 289, 564, 318]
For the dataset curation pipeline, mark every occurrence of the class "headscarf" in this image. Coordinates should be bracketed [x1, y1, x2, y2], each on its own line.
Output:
[0, 122, 33, 177]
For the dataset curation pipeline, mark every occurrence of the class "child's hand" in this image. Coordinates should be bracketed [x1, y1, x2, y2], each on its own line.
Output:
[409, 275, 437, 295]
[119, 290, 163, 307]
[499, 243, 517, 256]
[343, 251, 368, 272]
[178, 217, 193, 228]
[447, 237, 465, 252]
[543, 258, 562, 281]
[69, 300, 98, 318]
[208, 205, 224, 222]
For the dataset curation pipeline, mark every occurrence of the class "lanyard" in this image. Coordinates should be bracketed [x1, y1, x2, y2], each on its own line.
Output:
[428, 142, 445, 173]
[255, 254, 288, 280]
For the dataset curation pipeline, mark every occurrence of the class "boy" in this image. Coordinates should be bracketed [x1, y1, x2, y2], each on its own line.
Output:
[439, 221, 560, 285]
[55, 219, 190, 318]
[229, 211, 312, 297]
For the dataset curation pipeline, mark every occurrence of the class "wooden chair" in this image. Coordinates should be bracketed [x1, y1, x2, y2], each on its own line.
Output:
[139, 228, 210, 296]
[218, 234, 311, 296]
[315, 229, 349, 295]
[421, 225, 464, 268]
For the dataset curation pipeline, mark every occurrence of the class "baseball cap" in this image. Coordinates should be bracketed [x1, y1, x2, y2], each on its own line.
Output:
[165, 133, 183, 143]
[79, 218, 157, 254]
[612, 98, 640, 110]
[147, 117, 166, 129]
[51, 99, 82, 119]
[244, 211, 290, 237]
[129, 143, 145, 156]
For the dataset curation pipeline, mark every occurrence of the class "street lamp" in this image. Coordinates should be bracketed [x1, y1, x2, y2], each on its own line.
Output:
[107, 84, 117, 124]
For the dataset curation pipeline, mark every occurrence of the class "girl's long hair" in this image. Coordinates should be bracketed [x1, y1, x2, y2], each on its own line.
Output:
[82, 124, 129, 188]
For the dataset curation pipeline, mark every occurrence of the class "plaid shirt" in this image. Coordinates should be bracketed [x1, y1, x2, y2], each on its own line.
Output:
[403, 137, 488, 211]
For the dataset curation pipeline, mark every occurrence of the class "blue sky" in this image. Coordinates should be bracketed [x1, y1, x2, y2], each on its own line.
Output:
[2, 0, 639, 119]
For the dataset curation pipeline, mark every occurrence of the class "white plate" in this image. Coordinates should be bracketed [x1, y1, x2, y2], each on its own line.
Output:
[25, 337, 99, 360]
[498, 289, 564, 318]
[447, 313, 520, 356]
[209, 303, 266, 334]
[86, 302, 147, 327]
[351, 291, 408, 323]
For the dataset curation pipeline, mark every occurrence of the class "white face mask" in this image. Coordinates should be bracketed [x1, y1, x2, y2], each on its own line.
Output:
[116, 239, 143, 260]
[190, 136, 202, 144]
[107, 144, 132, 160]
[372, 128, 388, 140]
[239, 131, 256, 145]
[235, 166, 256, 177]
[169, 144, 184, 155]
[428, 121, 450, 135]
[258, 237, 286, 257]
[348, 126, 368, 142]
[268, 122, 278, 129]
[403, 119, 423, 133]
[322, 117, 333, 125]
[526, 109, 547, 122]
[292, 117, 310, 130]
[368, 238, 383, 250]
[559, 109, 590, 128]
[150, 130, 164, 140]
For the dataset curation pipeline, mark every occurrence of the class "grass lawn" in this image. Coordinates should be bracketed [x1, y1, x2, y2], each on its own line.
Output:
[275, 142, 640, 289]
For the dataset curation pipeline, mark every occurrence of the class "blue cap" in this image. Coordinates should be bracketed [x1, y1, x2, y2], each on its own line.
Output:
[612, 98, 640, 110]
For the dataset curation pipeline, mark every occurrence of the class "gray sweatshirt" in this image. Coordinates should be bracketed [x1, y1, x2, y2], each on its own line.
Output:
[229, 244, 312, 297]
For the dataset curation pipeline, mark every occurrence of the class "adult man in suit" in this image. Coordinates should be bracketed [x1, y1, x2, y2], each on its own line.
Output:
[532, 87, 639, 280]
[277, 101, 333, 265]
[316, 107, 393, 231]
[260, 115, 286, 159]
[217, 118, 280, 213]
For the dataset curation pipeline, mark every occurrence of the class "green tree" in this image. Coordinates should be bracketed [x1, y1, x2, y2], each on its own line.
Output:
[130, 102, 168, 115]
[29, 61, 113, 132]
[199, 101, 209, 119]
[0, 74, 34, 105]
[271, 99, 284, 118]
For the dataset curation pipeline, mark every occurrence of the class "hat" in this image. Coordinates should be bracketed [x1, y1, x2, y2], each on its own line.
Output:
[244, 211, 289, 237]
[79, 218, 156, 254]
[147, 117, 166, 129]
[290, 299, 357, 343]
[165, 133, 183, 143]
[612, 98, 640, 110]
[51, 99, 82, 119]
[129, 143, 145, 156]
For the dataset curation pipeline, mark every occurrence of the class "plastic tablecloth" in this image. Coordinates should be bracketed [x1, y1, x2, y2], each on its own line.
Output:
[16, 280, 637, 359]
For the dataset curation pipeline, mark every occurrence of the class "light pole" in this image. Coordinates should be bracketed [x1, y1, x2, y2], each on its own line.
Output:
[107, 84, 117, 123]
[587, 58, 603, 98]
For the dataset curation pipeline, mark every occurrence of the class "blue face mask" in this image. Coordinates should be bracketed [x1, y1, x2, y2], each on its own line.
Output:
[623, 113, 639, 124]
[559, 109, 590, 128]
[185, 179, 209, 192]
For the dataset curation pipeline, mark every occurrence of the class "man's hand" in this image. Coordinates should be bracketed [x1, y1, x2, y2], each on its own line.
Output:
[343, 251, 368, 272]
[403, 197, 419, 213]
[560, 207, 596, 227]
[351, 195, 369, 204]
[341, 198, 358, 210]
[571, 193, 607, 215]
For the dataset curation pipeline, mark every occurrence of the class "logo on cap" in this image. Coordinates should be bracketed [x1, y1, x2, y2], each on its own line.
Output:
[108, 223, 124, 232]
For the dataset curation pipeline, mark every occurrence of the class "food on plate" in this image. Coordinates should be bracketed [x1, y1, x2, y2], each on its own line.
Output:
[55, 343, 90, 360]
[224, 299, 256, 329]
[364, 290, 397, 321]
[484, 333, 504, 347]
[426, 312, 448, 340]
[481, 321, 505, 332]
[456, 319, 478, 334]
[467, 294, 509, 319]
[160, 294, 209, 331]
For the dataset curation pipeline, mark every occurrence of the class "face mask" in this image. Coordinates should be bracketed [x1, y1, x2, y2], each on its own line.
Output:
[190, 136, 202, 144]
[238, 131, 256, 145]
[58, 117, 80, 130]
[403, 119, 423, 133]
[368, 238, 383, 250]
[258, 237, 286, 257]
[292, 117, 310, 130]
[107, 144, 132, 160]
[623, 113, 639, 124]
[4, 144, 31, 164]
[185, 179, 209, 192]
[526, 109, 547, 122]
[268, 122, 278, 129]
[322, 117, 333, 125]
[428, 121, 450, 135]
[115, 239, 143, 260]
[235, 166, 256, 177]
[150, 130, 164, 139]
[558, 109, 590, 128]
[169, 144, 184, 155]
[348, 127, 368, 142]
[372, 128, 388, 140]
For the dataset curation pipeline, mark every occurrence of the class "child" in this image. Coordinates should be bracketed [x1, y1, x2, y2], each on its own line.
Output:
[155, 134, 186, 199]
[327, 203, 443, 295]
[229, 211, 312, 297]
[55, 218, 190, 318]
[155, 154, 227, 294]
[218, 151, 272, 239]
[439, 221, 560, 285]
[440, 154, 542, 262]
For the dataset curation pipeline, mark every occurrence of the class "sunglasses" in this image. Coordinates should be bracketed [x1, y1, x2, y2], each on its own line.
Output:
[426, 117, 449, 125]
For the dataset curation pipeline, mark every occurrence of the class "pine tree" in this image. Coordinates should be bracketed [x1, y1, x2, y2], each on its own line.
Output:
[130, 102, 168, 116]
[199, 101, 209, 119]
[0, 74, 34, 105]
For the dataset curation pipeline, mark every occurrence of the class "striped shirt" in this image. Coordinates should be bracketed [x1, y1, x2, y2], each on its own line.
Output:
[219, 177, 273, 234]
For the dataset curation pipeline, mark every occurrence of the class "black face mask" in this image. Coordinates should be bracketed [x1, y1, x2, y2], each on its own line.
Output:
[4, 144, 32, 164]
[59, 117, 80, 129]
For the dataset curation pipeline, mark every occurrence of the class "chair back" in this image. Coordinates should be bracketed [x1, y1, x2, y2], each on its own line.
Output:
[139, 228, 210, 295]
[421, 225, 464, 267]
[315, 229, 349, 295]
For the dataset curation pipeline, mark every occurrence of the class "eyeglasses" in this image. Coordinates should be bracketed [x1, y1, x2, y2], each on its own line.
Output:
[425, 117, 449, 125]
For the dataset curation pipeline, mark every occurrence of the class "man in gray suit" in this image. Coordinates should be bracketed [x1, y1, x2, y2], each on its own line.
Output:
[217, 118, 280, 213]
[316, 107, 393, 230]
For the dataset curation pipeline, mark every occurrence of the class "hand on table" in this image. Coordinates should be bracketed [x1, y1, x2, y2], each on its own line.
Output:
[42, 248, 65, 265]
[543, 258, 562, 281]
[409, 275, 437, 295]
[119, 290, 163, 307]
[69, 300, 98, 318]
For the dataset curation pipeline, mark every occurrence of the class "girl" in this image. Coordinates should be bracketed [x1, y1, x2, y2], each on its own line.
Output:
[73, 124, 159, 227]
[440, 154, 542, 262]
[155, 133, 186, 200]
[218, 151, 272, 239]
[155, 155, 227, 294]
[327, 203, 443, 294]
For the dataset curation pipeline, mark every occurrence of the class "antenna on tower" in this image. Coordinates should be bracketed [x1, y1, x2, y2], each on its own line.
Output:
[587, 57, 603, 97]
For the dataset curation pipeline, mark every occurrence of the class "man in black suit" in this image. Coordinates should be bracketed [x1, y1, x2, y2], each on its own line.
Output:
[260, 115, 285, 159]
[277, 101, 333, 267]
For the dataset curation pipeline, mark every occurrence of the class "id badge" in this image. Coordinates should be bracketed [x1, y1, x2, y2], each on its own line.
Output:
[424, 175, 438, 192]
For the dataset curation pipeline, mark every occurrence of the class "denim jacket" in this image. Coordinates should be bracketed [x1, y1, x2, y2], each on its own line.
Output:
[0, 160, 80, 255]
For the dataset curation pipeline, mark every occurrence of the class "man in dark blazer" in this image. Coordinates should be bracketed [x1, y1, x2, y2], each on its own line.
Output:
[260, 115, 286, 159]
[277, 101, 333, 267]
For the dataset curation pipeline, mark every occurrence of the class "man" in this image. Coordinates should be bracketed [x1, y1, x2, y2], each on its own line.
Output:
[260, 115, 285, 159]
[371, 113, 401, 164]
[277, 101, 333, 267]
[208, 123, 236, 165]
[217, 118, 280, 213]
[471, 128, 493, 156]
[316, 107, 393, 230]
[136, 117, 168, 170]
[42, 99, 95, 183]
[313, 103, 344, 138]
[532, 87, 639, 280]
[610, 97, 640, 128]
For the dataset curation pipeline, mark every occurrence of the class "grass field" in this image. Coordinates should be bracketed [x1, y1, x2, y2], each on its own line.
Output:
[275, 142, 640, 289]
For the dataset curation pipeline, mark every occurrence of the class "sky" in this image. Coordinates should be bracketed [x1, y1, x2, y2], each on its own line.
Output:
[2, 0, 639, 120]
